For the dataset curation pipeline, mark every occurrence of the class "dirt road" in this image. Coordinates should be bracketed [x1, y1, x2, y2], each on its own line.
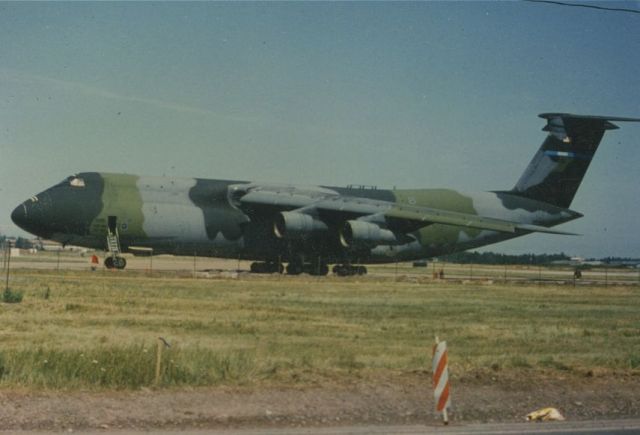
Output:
[1, 373, 638, 432]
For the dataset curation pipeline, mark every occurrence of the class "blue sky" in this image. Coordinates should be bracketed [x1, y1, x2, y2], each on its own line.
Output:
[1, 2, 638, 257]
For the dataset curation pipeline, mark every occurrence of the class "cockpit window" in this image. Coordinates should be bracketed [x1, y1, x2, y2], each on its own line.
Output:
[69, 177, 86, 188]
[52, 175, 87, 189]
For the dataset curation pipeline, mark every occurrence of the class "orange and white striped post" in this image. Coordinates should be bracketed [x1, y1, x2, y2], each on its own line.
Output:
[432, 337, 451, 425]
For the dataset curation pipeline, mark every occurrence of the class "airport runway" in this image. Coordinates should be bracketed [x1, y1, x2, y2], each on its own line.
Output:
[7, 251, 639, 286]
[5, 419, 640, 435]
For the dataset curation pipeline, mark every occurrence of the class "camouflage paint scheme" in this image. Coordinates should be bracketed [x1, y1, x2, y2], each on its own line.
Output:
[11, 113, 639, 269]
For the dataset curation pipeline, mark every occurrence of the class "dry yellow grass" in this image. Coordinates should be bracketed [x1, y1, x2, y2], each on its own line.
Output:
[1, 266, 639, 389]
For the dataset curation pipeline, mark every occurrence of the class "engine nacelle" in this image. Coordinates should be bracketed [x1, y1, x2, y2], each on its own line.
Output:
[273, 211, 328, 239]
[339, 220, 401, 248]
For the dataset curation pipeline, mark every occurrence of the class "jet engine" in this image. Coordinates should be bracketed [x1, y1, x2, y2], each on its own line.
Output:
[273, 211, 328, 239]
[339, 220, 401, 248]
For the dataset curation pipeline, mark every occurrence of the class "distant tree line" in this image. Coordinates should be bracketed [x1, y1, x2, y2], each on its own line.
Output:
[440, 252, 640, 265]
[591, 256, 640, 264]
[440, 251, 570, 265]
[0, 235, 33, 249]
[14, 237, 33, 249]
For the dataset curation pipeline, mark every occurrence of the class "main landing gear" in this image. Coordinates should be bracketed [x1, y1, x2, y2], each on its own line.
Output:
[249, 257, 330, 276]
[332, 264, 367, 276]
[248, 257, 365, 277]
[250, 261, 284, 274]
[286, 256, 329, 276]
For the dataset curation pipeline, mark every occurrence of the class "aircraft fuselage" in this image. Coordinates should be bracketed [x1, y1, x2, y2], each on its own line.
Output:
[11, 172, 579, 264]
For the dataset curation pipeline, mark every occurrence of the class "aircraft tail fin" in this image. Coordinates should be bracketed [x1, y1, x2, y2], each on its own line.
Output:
[510, 113, 640, 208]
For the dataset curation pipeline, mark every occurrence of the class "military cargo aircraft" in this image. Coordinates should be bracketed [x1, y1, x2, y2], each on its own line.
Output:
[11, 113, 640, 275]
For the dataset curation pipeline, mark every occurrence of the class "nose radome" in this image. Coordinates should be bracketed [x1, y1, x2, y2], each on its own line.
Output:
[10, 202, 28, 230]
[10, 197, 53, 238]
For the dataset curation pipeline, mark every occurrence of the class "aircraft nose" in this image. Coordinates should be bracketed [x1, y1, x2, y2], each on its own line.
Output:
[10, 196, 54, 238]
[10, 202, 28, 229]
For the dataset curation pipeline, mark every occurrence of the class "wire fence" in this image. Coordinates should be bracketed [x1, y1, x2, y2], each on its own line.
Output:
[5, 247, 640, 286]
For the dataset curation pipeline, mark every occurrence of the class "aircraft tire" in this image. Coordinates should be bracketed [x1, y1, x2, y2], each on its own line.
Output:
[286, 262, 303, 275]
[333, 264, 350, 277]
[318, 263, 329, 276]
[308, 262, 329, 276]
[114, 257, 127, 270]
[104, 257, 114, 269]
[251, 262, 284, 274]
[332, 264, 366, 276]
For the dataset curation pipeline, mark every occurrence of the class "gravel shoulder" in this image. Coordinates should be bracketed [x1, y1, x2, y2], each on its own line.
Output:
[1, 372, 638, 431]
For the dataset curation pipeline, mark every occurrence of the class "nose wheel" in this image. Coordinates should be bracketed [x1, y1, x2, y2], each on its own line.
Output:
[104, 256, 127, 270]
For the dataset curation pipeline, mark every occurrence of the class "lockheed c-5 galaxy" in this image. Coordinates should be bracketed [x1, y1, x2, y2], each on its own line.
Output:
[11, 113, 640, 275]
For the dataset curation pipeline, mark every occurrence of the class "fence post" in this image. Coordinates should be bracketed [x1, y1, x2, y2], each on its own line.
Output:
[155, 337, 171, 386]
[4, 241, 12, 292]
[193, 251, 197, 278]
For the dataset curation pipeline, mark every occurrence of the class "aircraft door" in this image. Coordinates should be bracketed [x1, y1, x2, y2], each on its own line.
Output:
[108, 216, 117, 233]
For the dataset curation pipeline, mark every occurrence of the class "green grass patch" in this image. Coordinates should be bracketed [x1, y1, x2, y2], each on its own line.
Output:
[1, 269, 639, 389]
[3, 288, 23, 303]
[0, 345, 257, 388]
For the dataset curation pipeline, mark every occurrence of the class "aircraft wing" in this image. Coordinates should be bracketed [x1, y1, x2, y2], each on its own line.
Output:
[384, 205, 576, 235]
[238, 187, 577, 239]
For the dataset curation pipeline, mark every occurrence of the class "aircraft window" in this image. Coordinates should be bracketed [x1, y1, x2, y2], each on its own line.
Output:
[52, 176, 75, 188]
[69, 177, 86, 188]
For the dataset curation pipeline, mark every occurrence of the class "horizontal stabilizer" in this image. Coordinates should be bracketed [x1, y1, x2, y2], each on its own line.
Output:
[539, 113, 640, 123]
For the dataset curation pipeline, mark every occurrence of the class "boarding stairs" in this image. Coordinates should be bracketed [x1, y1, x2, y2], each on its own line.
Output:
[106, 227, 121, 259]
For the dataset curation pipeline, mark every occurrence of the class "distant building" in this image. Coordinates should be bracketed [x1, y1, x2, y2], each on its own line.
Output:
[39, 240, 63, 251]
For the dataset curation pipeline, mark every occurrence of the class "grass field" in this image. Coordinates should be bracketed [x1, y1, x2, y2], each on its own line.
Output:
[1, 267, 639, 390]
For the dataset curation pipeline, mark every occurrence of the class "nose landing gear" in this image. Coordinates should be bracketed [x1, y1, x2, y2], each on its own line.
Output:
[105, 215, 127, 270]
[104, 256, 127, 270]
